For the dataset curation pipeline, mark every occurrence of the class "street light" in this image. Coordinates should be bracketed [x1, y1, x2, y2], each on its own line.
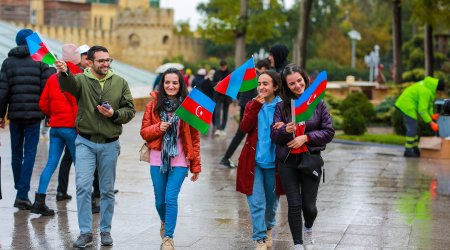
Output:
[347, 29, 361, 68]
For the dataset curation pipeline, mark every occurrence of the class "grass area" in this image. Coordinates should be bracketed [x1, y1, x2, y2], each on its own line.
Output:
[335, 133, 405, 145]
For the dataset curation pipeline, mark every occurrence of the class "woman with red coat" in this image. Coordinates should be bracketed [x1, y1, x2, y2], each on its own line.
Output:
[140, 68, 201, 250]
[31, 44, 82, 216]
[237, 70, 282, 250]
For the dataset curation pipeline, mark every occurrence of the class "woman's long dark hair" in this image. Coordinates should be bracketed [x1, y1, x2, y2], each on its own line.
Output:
[155, 68, 189, 114]
[279, 63, 310, 119]
[259, 70, 281, 97]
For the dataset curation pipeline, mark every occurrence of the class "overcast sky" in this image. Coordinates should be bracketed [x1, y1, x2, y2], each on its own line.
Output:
[159, 0, 296, 31]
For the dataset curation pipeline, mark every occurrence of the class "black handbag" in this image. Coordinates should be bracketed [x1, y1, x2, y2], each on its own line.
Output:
[297, 151, 324, 182]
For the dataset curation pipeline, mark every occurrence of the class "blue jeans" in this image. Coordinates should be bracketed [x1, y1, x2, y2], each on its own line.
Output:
[74, 135, 120, 234]
[150, 166, 188, 238]
[37, 128, 77, 194]
[9, 120, 40, 199]
[246, 164, 280, 241]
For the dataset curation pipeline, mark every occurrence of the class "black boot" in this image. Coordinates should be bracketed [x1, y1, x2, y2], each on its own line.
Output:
[404, 148, 420, 158]
[31, 193, 55, 216]
[413, 147, 421, 157]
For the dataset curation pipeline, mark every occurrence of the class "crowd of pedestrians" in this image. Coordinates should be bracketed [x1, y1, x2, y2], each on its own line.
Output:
[0, 28, 336, 250]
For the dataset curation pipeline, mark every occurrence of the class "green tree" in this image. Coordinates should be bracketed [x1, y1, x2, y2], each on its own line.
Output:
[197, 0, 286, 58]
[174, 20, 194, 37]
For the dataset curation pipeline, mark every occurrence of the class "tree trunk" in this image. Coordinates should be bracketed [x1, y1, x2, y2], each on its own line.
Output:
[392, 0, 402, 84]
[293, 0, 313, 68]
[424, 24, 434, 76]
[235, 0, 248, 66]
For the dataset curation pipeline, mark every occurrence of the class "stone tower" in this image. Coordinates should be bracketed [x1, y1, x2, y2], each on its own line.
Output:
[115, 6, 175, 70]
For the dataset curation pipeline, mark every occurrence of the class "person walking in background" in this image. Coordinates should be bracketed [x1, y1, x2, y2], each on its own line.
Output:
[395, 77, 445, 157]
[140, 68, 201, 250]
[77, 44, 90, 69]
[237, 70, 283, 250]
[0, 28, 55, 210]
[220, 59, 271, 168]
[213, 60, 232, 136]
[55, 45, 136, 248]
[270, 64, 334, 250]
[191, 68, 206, 88]
[268, 44, 290, 73]
[31, 44, 82, 216]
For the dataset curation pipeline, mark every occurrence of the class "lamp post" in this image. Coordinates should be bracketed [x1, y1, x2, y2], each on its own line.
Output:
[347, 29, 361, 68]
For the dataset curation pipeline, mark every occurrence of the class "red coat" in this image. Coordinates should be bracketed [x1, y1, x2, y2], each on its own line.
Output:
[237, 100, 284, 196]
[140, 91, 201, 173]
[39, 62, 81, 127]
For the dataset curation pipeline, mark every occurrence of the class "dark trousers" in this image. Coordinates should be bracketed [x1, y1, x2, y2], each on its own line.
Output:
[57, 146, 73, 194]
[279, 154, 321, 245]
[57, 146, 100, 194]
[223, 106, 246, 159]
[214, 100, 230, 130]
[10, 121, 40, 199]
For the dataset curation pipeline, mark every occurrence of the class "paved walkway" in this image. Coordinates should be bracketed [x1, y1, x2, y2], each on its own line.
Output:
[1, 112, 450, 249]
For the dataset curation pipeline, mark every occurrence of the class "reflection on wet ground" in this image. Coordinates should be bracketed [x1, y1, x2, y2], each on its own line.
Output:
[1, 111, 450, 249]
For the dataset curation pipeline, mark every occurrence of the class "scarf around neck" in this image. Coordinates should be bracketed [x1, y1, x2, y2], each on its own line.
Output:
[160, 97, 181, 173]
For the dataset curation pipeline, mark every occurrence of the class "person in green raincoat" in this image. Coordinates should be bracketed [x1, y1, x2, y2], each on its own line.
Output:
[395, 77, 445, 157]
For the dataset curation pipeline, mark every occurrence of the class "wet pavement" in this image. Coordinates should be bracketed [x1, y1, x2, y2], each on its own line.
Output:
[1, 111, 450, 249]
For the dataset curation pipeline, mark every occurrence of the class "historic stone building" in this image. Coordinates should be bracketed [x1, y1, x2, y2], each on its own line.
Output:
[0, 0, 206, 71]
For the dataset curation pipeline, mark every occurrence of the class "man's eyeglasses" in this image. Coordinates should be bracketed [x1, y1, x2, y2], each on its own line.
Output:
[93, 58, 114, 64]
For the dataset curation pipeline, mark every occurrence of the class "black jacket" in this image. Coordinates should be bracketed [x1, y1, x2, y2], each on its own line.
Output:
[0, 46, 55, 122]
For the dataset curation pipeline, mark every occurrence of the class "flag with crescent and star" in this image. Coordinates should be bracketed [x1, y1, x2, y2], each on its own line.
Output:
[25, 32, 57, 65]
[291, 71, 327, 123]
[215, 57, 257, 100]
[175, 88, 216, 134]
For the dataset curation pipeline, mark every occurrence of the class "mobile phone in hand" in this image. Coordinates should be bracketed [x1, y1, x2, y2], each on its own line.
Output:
[101, 101, 112, 110]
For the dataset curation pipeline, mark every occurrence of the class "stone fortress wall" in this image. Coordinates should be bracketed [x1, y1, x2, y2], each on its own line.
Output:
[3, 0, 206, 71]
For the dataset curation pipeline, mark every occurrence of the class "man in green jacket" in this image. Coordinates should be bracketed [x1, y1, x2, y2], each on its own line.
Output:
[395, 76, 445, 157]
[55, 45, 135, 248]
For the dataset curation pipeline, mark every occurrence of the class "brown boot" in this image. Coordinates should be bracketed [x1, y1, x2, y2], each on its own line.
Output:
[161, 237, 174, 250]
[256, 239, 267, 250]
[266, 229, 273, 248]
[160, 221, 165, 239]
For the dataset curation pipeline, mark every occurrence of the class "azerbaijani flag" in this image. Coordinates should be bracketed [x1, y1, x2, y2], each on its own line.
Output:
[26, 32, 56, 65]
[175, 88, 216, 134]
[215, 57, 257, 99]
[291, 71, 327, 123]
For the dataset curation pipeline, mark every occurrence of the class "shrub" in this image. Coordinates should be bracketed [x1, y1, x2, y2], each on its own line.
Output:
[340, 92, 375, 122]
[343, 108, 366, 135]
[374, 96, 397, 125]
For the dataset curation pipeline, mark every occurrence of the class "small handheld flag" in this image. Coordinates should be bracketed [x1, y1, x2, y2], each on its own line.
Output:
[215, 57, 257, 100]
[175, 88, 216, 134]
[292, 71, 327, 123]
[26, 32, 57, 65]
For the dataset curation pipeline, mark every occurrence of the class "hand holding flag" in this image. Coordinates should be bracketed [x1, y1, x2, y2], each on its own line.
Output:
[215, 57, 258, 100]
[26, 32, 57, 65]
[175, 88, 216, 134]
[292, 71, 327, 123]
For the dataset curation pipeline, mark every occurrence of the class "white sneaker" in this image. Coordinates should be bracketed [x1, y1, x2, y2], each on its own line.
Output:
[294, 244, 304, 250]
[303, 227, 314, 250]
[214, 130, 221, 136]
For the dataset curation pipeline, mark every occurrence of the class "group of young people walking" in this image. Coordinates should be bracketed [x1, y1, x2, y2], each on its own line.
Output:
[140, 54, 334, 249]
[2, 28, 334, 249]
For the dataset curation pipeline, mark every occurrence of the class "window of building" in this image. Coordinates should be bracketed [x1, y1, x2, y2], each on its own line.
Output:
[162, 35, 169, 45]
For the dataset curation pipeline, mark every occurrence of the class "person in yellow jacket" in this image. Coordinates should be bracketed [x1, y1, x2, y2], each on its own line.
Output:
[395, 77, 445, 157]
